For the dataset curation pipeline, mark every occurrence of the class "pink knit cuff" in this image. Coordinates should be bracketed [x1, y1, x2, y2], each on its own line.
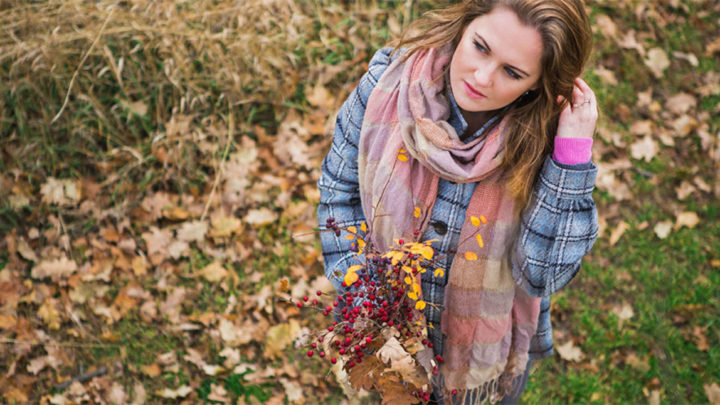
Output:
[552, 137, 593, 165]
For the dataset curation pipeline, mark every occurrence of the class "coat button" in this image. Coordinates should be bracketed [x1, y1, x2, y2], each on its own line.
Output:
[432, 221, 448, 235]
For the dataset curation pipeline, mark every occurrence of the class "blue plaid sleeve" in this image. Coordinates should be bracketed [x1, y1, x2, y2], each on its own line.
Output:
[512, 156, 599, 297]
[317, 47, 394, 292]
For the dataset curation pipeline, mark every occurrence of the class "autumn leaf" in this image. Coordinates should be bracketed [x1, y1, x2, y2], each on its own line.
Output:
[31, 257, 78, 281]
[348, 355, 381, 391]
[156, 385, 193, 399]
[556, 340, 584, 362]
[674, 211, 699, 230]
[653, 221, 673, 239]
[198, 262, 228, 282]
[645, 47, 670, 78]
[415, 300, 426, 310]
[630, 135, 658, 162]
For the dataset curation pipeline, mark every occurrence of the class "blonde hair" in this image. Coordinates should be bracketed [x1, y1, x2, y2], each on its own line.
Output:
[395, 0, 592, 208]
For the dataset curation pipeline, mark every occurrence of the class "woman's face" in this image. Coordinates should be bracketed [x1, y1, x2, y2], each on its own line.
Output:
[449, 7, 543, 114]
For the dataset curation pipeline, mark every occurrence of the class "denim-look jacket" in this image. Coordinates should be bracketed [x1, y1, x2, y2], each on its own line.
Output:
[317, 48, 599, 360]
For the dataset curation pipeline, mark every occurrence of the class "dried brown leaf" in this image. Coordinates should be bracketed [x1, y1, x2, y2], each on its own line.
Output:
[556, 340, 584, 362]
[705, 382, 720, 405]
[645, 48, 670, 78]
[674, 212, 700, 230]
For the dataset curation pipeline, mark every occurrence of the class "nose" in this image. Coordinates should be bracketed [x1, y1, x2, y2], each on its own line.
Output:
[474, 63, 494, 87]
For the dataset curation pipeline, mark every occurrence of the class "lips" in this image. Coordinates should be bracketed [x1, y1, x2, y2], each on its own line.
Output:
[463, 81, 486, 99]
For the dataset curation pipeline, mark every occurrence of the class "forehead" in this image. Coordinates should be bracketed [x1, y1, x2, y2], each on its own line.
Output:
[465, 7, 543, 74]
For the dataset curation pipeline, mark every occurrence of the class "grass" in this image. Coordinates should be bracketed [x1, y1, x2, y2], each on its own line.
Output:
[0, 0, 718, 403]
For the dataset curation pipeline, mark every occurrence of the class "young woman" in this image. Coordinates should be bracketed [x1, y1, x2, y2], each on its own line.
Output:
[318, 0, 599, 403]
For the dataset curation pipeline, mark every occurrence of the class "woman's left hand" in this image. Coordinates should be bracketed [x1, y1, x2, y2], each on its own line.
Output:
[555, 77, 598, 139]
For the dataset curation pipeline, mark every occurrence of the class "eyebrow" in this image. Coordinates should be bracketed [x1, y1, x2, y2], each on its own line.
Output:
[475, 34, 531, 77]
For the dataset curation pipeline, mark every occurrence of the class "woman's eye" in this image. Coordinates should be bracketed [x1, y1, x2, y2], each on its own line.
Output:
[473, 40, 487, 53]
[505, 68, 521, 80]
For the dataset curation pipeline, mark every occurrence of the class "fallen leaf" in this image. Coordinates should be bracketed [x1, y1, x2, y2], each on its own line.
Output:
[674, 211, 699, 230]
[705, 382, 720, 405]
[176, 220, 208, 242]
[31, 257, 78, 281]
[653, 221, 673, 239]
[665, 93, 697, 115]
[630, 135, 658, 162]
[612, 302, 634, 328]
[40, 177, 81, 206]
[625, 352, 650, 372]
[245, 208, 278, 226]
[210, 215, 242, 238]
[198, 262, 228, 283]
[675, 181, 696, 200]
[609, 221, 629, 246]
[264, 320, 300, 358]
[692, 325, 710, 351]
[556, 340, 584, 362]
[647, 389, 662, 405]
[141, 363, 162, 378]
[280, 378, 305, 404]
[108, 382, 127, 405]
[645, 48, 670, 78]
[156, 385, 192, 399]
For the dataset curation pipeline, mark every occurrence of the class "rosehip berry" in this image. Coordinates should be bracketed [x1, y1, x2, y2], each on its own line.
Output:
[331, 358, 337, 364]
[307, 350, 313, 357]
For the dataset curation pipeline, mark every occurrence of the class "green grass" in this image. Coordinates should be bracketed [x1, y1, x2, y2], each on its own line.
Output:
[524, 210, 720, 404]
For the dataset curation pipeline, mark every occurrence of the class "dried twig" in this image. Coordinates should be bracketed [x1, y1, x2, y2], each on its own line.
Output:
[54, 367, 108, 390]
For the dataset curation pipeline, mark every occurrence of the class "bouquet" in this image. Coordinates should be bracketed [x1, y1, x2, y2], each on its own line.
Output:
[289, 216, 448, 404]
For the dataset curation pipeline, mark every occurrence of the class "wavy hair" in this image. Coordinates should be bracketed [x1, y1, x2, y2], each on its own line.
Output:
[394, 0, 593, 209]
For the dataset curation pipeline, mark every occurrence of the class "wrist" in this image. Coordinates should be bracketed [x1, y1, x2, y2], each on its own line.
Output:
[552, 137, 593, 165]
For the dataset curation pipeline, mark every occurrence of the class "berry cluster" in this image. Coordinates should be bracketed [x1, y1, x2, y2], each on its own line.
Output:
[295, 218, 446, 402]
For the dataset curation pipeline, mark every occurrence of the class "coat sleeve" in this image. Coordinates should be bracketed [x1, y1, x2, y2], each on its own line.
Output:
[317, 47, 394, 293]
[512, 157, 599, 297]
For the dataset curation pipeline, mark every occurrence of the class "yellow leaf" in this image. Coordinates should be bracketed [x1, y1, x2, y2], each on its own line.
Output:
[357, 239, 366, 252]
[347, 226, 357, 234]
[404, 276, 412, 285]
[465, 251, 478, 261]
[434, 268, 445, 278]
[420, 246, 434, 260]
[397, 153, 408, 162]
[424, 239, 439, 245]
[470, 216, 480, 227]
[480, 215, 487, 224]
[347, 265, 362, 273]
[476, 234, 484, 248]
[402, 266, 413, 274]
[360, 222, 367, 233]
[412, 283, 421, 293]
[344, 271, 359, 286]
[428, 322, 434, 329]
[407, 291, 418, 300]
[413, 206, 421, 218]
[345, 234, 355, 240]
[415, 300, 426, 310]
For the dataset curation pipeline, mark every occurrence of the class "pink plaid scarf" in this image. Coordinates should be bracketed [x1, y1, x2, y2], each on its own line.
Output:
[358, 45, 541, 402]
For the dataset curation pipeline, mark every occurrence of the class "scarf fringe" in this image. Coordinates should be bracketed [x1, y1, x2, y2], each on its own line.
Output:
[432, 371, 526, 404]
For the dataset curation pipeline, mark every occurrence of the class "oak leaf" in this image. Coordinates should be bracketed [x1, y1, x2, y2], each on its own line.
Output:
[31, 257, 78, 281]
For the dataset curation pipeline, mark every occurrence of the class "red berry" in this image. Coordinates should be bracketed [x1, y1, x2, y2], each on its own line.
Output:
[348, 361, 355, 368]
[388, 321, 394, 326]
[331, 358, 337, 364]
[296, 302, 303, 308]
[302, 296, 308, 302]
[316, 290, 323, 296]
[311, 343, 317, 349]
[307, 350, 314, 357]
[319, 351, 326, 358]
[399, 239, 404, 244]
[312, 299, 318, 305]
[328, 326, 334, 332]
[452, 389, 458, 396]
[339, 348, 345, 355]
[435, 355, 444, 363]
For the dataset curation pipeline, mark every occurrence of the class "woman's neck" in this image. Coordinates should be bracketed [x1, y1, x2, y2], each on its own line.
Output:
[460, 109, 500, 140]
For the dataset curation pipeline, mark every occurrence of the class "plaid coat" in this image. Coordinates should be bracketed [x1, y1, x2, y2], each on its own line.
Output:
[317, 48, 599, 359]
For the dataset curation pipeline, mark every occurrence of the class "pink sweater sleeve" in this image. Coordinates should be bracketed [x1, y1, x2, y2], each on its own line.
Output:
[552, 137, 593, 165]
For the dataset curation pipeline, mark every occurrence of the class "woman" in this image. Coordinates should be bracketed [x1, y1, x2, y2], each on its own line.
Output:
[318, 0, 599, 403]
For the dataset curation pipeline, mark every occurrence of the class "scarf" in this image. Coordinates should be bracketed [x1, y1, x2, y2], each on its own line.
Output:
[358, 45, 541, 403]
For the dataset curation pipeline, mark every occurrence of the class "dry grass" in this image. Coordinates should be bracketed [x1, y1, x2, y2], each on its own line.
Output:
[0, 0, 414, 192]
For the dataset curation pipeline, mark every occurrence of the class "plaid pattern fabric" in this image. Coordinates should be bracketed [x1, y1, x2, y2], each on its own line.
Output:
[317, 47, 599, 360]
